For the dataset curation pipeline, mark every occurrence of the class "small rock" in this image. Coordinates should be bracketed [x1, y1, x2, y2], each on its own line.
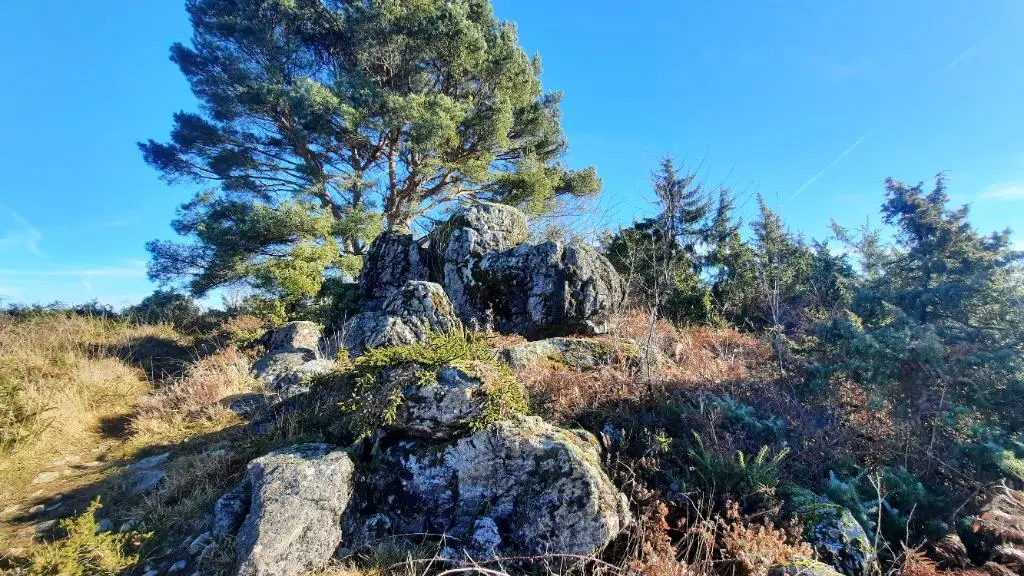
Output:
[141, 570, 159, 576]
[768, 561, 843, 576]
[75, 460, 104, 469]
[133, 452, 171, 470]
[128, 469, 167, 495]
[188, 531, 213, 556]
[168, 560, 187, 573]
[213, 485, 248, 537]
[28, 504, 45, 515]
[120, 519, 139, 532]
[34, 519, 57, 533]
[32, 471, 60, 484]
[234, 444, 356, 576]
[95, 518, 114, 534]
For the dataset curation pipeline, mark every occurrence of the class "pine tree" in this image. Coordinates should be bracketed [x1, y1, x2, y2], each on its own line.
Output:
[142, 0, 601, 299]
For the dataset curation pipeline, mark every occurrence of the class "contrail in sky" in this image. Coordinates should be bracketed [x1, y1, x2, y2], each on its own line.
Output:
[788, 134, 868, 203]
[947, 46, 976, 70]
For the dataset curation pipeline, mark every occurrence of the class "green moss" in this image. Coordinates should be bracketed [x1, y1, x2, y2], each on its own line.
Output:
[340, 332, 527, 438]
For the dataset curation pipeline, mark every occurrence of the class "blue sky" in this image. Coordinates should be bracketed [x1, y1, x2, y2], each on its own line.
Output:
[2, 1, 1023, 307]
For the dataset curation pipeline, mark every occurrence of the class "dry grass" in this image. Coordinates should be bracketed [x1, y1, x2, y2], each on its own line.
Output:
[0, 314, 176, 485]
[128, 347, 260, 447]
[519, 310, 773, 423]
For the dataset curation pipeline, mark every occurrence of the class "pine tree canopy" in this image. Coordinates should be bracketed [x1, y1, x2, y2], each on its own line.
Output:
[141, 0, 600, 298]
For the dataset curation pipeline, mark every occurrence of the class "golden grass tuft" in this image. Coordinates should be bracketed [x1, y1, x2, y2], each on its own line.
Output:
[128, 346, 260, 446]
[0, 314, 174, 483]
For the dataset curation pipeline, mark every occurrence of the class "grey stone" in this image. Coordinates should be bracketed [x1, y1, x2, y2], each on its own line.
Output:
[28, 504, 45, 515]
[500, 337, 635, 371]
[168, 560, 187, 573]
[383, 363, 521, 440]
[358, 231, 429, 310]
[267, 321, 322, 355]
[340, 311, 414, 357]
[341, 281, 461, 356]
[431, 203, 623, 338]
[141, 570, 160, 576]
[128, 469, 167, 495]
[120, 519, 139, 533]
[212, 485, 248, 537]
[798, 502, 878, 576]
[252, 352, 333, 398]
[344, 415, 631, 559]
[188, 531, 213, 556]
[95, 518, 114, 534]
[221, 393, 269, 417]
[32, 471, 60, 484]
[768, 561, 844, 576]
[234, 444, 356, 576]
[133, 452, 170, 470]
[34, 519, 57, 533]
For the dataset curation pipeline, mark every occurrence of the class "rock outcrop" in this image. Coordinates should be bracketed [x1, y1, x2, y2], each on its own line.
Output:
[342, 281, 463, 356]
[220, 352, 631, 570]
[340, 201, 624, 348]
[430, 202, 623, 338]
[357, 231, 429, 310]
[344, 414, 631, 560]
[217, 444, 356, 576]
[797, 502, 878, 576]
[252, 322, 332, 397]
[381, 362, 501, 440]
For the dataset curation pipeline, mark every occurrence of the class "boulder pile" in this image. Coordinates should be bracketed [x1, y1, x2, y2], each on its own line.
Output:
[217, 359, 632, 576]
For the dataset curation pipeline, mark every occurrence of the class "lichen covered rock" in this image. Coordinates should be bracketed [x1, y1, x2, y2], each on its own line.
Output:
[231, 444, 356, 576]
[358, 231, 429, 310]
[381, 361, 524, 440]
[252, 322, 331, 397]
[342, 281, 462, 356]
[344, 415, 631, 559]
[768, 561, 844, 576]
[431, 203, 623, 338]
[798, 502, 878, 576]
[251, 352, 333, 398]
[501, 336, 636, 371]
[266, 321, 322, 355]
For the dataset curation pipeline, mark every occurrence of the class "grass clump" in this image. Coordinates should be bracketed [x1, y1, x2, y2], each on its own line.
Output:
[339, 332, 526, 438]
[25, 498, 150, 576]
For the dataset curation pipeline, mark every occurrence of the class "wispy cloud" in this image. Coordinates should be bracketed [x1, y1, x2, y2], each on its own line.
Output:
[979, 183, 1024, 201]
[947, 46, 976, 70]
[789, 134, 868, 203]
[0, 208, 42, 255]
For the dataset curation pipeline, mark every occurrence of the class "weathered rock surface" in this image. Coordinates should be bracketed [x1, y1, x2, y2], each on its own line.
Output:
[798, 502, 878, 576]
[381, 362, 509, 440]
[501, 337, 636, 371]
[231, 444, 356, 576]
[431, 202, 623, 338]
[768, 561, 844, 576]
[252, 323, 332, 397]
[358, 231, 429, 310]
[344, 415, 631, 560]
[342, 281, 462, 356]
[266, 321, 322, 355]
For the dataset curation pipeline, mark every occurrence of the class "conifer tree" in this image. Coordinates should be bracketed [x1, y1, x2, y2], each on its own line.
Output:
[142, 0, 600, 300]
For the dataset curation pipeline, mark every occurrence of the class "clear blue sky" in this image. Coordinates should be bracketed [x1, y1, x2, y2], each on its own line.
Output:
[2, 1, 1023, 307]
